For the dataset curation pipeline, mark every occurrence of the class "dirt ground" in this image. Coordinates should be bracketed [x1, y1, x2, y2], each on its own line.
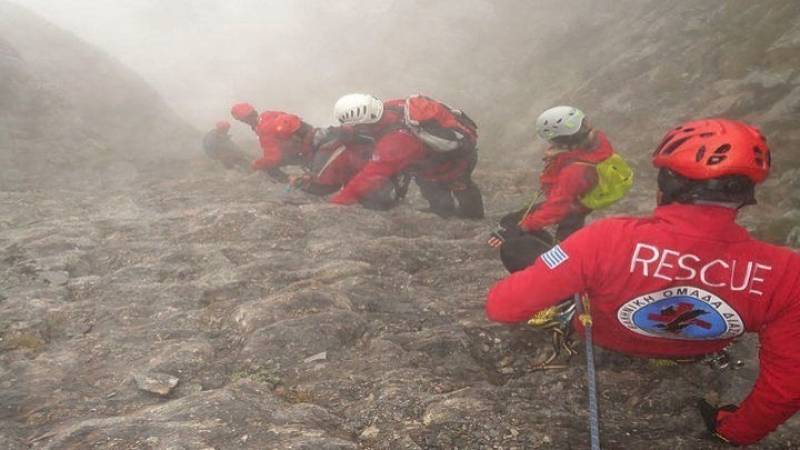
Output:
[0, 160, 797, 449]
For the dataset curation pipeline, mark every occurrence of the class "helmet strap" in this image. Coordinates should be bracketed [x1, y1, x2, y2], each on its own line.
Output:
[657, 169, 756, 207]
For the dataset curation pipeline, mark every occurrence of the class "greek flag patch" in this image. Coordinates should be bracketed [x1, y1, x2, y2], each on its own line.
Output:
[541, 245, 569, 269]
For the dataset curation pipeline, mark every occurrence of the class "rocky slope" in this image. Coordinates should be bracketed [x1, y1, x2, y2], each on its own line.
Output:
[515, 0, 800, 245]
[2, 162, 798, 450]
[304, 0, 800, 244]
[2, 2, 800, 449]
[0, 1, 197, 191]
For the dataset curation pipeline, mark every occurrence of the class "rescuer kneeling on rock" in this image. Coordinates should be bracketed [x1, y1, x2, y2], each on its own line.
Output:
[329, 93, 485, 218]
[202, 120, 250, 171]
[489, 106, 632, 272]
[485, 118, 800, 446]
[230, 102, 317, 183]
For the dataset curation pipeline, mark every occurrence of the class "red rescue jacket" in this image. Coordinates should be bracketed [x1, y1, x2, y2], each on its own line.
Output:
[330, 99, 475, 204]
[330, 100, 424, 204]
[520, 131, 614, 232]
[314, 141, 372, 187]
[486, 203, 800, 445]
[250, 112, 314, 171]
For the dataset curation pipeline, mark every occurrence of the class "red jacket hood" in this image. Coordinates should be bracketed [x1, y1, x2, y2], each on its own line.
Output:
[538, 130, 614, 190]
[546, 130, 614, 165]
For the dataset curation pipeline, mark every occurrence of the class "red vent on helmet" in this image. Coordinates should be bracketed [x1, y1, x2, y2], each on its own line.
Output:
[652, 118, 770, 183]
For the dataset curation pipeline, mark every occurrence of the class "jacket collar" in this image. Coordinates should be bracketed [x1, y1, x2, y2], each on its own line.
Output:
[652, 203, 751, 242]
[545, 131, 613, 166]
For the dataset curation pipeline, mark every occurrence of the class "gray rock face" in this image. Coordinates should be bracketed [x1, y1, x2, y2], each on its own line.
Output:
[0, 1, 199, 192]
[1, 1, 800, 449]
[2, 163, 798, 449]
[787, 226, 800, 248]
[134, 372, 181, 397]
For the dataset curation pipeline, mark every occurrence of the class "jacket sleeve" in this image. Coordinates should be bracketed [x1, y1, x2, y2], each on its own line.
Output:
[716, 273, 800, 445]
[486, 223, 601, 323]
[520, 163, 598, 232]
[331, 131, 423, 204]
[251, 136, 282, 171]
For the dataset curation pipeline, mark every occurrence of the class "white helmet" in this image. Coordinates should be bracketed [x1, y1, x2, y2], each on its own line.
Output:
[536, 106, 586, 140]
[334, 93, 384, 125]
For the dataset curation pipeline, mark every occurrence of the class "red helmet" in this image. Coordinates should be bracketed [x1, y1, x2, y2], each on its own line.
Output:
[652, 118, 770, 183]
[257, 112, 302, 139]
[215, 120, 230, 132]
[230, 102, 256, 120]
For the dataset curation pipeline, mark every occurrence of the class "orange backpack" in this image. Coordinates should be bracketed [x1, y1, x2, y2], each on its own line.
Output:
[403, 95, 478, 153]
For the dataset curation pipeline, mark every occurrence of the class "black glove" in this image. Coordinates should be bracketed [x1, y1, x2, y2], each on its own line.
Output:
[265, 167, 289, 183]
[697, 399, 739, 446]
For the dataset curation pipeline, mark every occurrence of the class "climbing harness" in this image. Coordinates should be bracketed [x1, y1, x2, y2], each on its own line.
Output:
[527, 300, 578, 370]
[704, 349, 744, 371]
[527, 292, 744, 450]
[527, 294, 600, 448]
[649, 348, 744, 371]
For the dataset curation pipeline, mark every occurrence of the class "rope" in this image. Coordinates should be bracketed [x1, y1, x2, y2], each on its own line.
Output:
[575, 293, 601, 450]
[516, 190, 543, 227]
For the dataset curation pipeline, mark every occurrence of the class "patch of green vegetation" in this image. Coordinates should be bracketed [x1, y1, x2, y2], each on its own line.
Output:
[230, 366, 282, 387]
[283, 388, 315, 404]
[1, 331, 46, 352]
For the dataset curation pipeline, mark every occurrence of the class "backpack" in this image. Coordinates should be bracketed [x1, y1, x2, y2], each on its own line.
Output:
[578, 153, 634, 210]
[403, 95, 478, 153]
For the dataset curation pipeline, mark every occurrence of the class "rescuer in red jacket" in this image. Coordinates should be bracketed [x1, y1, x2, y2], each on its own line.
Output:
[485, 118, 799, 446]
[328, 94, 484, 217]
[287, 127, 374, 197]
[230, 102, 316, 183]
[489, 106, 614, 249]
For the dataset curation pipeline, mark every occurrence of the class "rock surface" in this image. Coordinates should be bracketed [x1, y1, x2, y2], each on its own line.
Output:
[134, 372, 181, 397]
[0, 1, 198, 192]
[2, 161, 798, 449]
[1, 1, 800, 449]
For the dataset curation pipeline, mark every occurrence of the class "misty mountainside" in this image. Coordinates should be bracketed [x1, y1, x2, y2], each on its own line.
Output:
[444, 0, 800, 243]
[0, 1, 197, 191]
[2, 1, 800, 450]
[286, 0, 800, 243]
[501, 0, 800, 244]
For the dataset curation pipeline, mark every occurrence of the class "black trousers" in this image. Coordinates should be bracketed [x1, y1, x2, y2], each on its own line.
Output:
[360, 182, 400, 211]
[414, 150, 484, 219]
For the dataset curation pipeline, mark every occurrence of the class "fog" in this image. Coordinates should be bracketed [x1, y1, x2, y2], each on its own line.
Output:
[9, 0, 799, 166]
[3, 2, 800, 447]
[13, 0, 568, 142]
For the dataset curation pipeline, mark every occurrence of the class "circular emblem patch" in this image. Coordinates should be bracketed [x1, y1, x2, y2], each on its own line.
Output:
[617, 286, 744, 340]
